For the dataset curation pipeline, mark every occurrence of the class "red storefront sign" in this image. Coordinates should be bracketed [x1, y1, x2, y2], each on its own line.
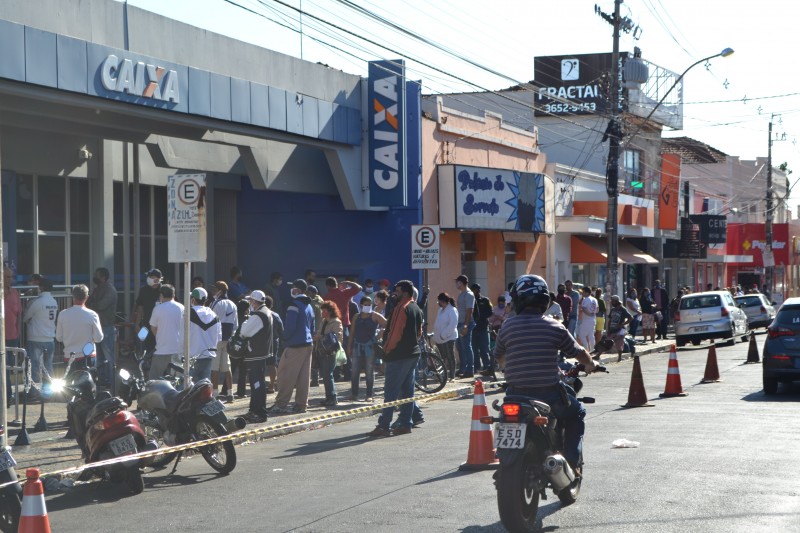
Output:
[726, 223, 788, 265]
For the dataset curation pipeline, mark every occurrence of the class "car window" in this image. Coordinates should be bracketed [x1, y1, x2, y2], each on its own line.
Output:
[680, 295, 721, 310]
[736, 296, 761, 307]
[724, 294, 735, 306]
[775, 305, 800, 327]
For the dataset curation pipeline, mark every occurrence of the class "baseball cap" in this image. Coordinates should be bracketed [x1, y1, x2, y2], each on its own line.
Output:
[292, 279, 308, 291]
[455, 275, 469, 284]
[191, 287, 208, 301]
[146, 268, 162, 278]
[247, 290, 266, 303]
[610, 295, 621, 303]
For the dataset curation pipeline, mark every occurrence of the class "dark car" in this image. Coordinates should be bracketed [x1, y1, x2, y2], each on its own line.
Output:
[763, 297, 800, 395]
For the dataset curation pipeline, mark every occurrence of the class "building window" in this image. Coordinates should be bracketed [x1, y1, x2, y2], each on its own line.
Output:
[623, 149, 643, 194]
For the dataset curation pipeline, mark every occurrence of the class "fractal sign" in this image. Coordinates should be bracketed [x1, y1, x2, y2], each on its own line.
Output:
[368, 59, 407, 207]
[100, 54, 180, 104]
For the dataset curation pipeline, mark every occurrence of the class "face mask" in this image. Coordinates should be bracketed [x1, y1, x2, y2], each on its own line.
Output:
[147, 277, 158, 287]
[364, 287, 374, 294]
[362, 305, 373, 313]
[498, 303, 505, 309]
[557, 289, 565, 294]
[92, 276, 101, 285]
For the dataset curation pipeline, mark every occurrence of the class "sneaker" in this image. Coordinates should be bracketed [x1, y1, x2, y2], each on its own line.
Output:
[392, 418, 424, 430]
[267, 404, 293, 415]
[366, 426, 391, 438]
[365, 396, 374, 402]
[392, 425, 411, 436]
[243, 412, 268, 423]
[224, 395, 235, 404]
[293, 406, 307, 414]
[322, 398, 339, 407]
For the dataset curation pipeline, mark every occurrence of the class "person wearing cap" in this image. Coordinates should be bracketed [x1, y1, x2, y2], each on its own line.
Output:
[133, 268, 163, 353]
[470, 283, 494, 374]
[23, 277, 58, 386]
[188, 287, 221, 383]
[455, 274, 476, 378]
[605, 295, 634, 359]
[270, 279, 315, 414]
[210, 281, 238, 402]
[238, 290, 274, 423]
[55, 284, 103, 371]
[148, 284, 185, 380]
[87, 267, 118, 387]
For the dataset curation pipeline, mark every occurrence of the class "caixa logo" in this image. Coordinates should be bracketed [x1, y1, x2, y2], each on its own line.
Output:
[100, 54, 180, 104]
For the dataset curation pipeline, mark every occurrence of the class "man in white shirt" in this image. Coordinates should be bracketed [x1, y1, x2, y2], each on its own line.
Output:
[149, 284, 184, 380]
[24, 278, 59, 384]
[576, 286, 598, 351]
[189, 288, 221, 383]
[209, 281, 238, 402]
[55, 285, 103, 370]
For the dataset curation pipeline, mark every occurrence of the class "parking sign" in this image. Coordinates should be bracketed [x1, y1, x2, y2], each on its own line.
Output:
[411, 225, 440, 270]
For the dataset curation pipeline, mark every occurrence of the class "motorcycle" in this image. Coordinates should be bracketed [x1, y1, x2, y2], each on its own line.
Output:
[487, 362, 606, 532]
[57, 343, 155, 495]
[119, 352, 245, 475]
[0, 425, 21, 533]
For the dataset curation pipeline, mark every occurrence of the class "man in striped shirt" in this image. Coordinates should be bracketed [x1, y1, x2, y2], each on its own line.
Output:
[494, 275, 597, 470]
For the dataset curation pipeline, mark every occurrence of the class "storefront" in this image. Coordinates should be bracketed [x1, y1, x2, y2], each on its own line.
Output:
[725, 223, 789, 302]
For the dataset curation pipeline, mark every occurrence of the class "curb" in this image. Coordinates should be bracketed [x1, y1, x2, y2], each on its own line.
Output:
[597, 341, 674, 366]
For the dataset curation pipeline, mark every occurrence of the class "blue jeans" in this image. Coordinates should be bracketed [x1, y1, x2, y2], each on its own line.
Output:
[97, 325, 116, 386]
[27, 341, 54, 383]
[568, 317, 578, 336]
[472, 327, 491, 370]
[247, 358, 268, 417]
[351, 342, 375, 398]
[191, 357, 214, 382]
[319, 350, 337, 401]
[506, 386, 586, 467]
[377, 357, 418, 430]
[457, 321, 475, 374]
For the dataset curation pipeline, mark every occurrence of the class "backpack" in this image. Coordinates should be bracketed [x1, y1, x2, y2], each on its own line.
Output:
[227, 330, 248, 360]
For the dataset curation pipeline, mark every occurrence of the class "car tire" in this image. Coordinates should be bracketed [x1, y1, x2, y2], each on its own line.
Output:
[676, 337, 686, 347]
[763, 374, 779, 395]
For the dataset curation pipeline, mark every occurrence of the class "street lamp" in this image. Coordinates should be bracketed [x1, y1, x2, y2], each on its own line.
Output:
[604, 47, 733, 299]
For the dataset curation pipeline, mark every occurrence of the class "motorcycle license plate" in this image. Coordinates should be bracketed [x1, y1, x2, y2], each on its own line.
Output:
[494, 423, 527, 449]
[109, 434, 137, 456]
[201, 400, 225, 417]
[0, 449, 16, 471]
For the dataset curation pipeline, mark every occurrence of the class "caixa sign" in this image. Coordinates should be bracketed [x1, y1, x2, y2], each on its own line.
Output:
[368, 60, 407, 207]
[100, 54, 180, 104]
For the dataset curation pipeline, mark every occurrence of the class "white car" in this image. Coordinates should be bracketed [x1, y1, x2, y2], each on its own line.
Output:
[675, 291, 749, 347]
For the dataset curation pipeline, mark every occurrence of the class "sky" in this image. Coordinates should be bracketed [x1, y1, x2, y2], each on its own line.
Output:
[127, 0, 800, 212]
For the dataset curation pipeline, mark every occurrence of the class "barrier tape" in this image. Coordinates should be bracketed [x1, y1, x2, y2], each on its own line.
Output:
[2, 383, 484, 490]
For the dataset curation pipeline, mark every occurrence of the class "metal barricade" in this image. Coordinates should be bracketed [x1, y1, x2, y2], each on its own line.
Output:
[5, 347, 27, 426]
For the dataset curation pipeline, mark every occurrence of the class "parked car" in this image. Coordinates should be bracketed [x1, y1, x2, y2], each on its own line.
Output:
[762, 297, 800, 395]
[734, 294, 776, 330]
[674, 291, 748, 347]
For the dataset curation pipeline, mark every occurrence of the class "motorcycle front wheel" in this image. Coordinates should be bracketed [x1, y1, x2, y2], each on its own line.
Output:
[194, 416, 236, 474]
[496, 441, 541, 533]
[141, 418, 176, 469]
[0, 490, 21, 533]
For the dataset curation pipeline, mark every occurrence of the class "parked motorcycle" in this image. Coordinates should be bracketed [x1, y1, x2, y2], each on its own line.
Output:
[57, 343, 155, 495]
[0, 425, 21, 533]
[119, 356, 245, 475]
[487, 362, 605, 532]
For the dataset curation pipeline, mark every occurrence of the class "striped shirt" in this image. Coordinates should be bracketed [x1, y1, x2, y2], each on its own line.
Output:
[495, 311, 584, 388]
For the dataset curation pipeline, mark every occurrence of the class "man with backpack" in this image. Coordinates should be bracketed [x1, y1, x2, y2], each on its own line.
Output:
[188, 288, 221, 383]
[238, 290, 274, 423]
[210, 281, 238, 403]
[470, 284, 494, 374]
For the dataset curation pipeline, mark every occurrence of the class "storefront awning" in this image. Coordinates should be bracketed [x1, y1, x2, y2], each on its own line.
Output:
[571, 236, 659, 264]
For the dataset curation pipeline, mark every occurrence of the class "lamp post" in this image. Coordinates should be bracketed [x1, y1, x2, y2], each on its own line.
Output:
[605, 47, 733, 299]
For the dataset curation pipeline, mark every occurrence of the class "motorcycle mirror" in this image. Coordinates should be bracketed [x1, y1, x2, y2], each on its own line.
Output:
[82, 342, 95, 357]
[119, 369, 131, 381]
[137, 327, 149, 342]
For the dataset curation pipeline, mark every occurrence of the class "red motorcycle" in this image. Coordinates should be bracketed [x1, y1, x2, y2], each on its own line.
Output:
[59, 344, 155, 494]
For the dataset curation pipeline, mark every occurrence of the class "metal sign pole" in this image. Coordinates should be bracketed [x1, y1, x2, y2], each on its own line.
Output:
[183, 261, 191, 389]
[0, 124, 7, 448]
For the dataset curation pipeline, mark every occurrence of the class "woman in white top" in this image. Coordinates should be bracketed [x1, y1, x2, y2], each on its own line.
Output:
[576, 286, 598, 351]
[626, 288, 642, 339]
[433, 292, 459, 381]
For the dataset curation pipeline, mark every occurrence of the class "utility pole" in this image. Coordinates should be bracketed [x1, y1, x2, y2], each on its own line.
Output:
[766, 118, 774, 298]
[597, 0, 623, 298]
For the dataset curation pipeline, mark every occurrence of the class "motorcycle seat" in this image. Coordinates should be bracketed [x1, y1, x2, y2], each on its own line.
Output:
[87, 396, 127, 425]
[162, 387, 191, 412]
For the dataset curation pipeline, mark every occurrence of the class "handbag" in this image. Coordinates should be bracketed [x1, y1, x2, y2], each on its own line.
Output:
[321, 331, 340, 354]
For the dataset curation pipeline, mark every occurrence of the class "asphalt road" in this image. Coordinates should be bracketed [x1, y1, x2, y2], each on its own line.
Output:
[39, 336, 800, 532]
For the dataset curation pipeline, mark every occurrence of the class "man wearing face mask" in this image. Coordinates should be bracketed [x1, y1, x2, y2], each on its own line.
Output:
[188, 287, 221, 383]
[264, 272, 285, 318]
[238, 290, 274, 423]
[87, 268, 118, 388]
[210, 281, 238, 402]
[133, 268, 163, 354]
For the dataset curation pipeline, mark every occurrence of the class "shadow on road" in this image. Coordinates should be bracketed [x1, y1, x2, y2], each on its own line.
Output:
[741, 384, 800, 402]
[415, 468, 471, 485]
[270, 432, 370, 458]
[459, 500, 563, 532]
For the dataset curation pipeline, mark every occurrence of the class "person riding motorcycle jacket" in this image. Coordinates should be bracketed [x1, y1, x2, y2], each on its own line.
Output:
[494, 274, 598, 472]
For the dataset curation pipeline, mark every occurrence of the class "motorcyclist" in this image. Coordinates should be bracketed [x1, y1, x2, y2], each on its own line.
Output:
[494, 274, 598, 474]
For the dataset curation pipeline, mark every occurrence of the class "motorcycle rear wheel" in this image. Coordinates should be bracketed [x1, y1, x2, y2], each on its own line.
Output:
[557, 452, 582, 505]
[496, 441, 540, 533]
[142, 418, 177, 469]
[125, 466, 144, 495]
[0, 491, 21, 533]
[194, 416, 236, 474]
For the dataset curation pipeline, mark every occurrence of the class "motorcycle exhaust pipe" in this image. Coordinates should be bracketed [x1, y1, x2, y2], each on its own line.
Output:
[543, 454, 575, 491]
[225, 417, 247, 432]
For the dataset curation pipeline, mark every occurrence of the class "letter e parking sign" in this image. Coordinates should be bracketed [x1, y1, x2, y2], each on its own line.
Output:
[411, 225, 440, 270]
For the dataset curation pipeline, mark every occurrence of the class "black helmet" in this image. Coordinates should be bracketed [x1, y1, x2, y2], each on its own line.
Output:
[511, 275, 550, 313]
[68, 370, 96, 399]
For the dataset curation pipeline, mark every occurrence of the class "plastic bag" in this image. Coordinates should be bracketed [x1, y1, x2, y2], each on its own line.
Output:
[611, 438, 640, 448]
[334, 346, 347, 367]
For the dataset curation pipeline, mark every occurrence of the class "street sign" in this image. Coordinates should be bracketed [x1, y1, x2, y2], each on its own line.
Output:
[411, 224, 440, 270]
[167, 174, 207, 263]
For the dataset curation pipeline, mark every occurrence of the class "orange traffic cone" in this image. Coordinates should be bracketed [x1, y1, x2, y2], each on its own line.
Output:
[18, 468, 51, 533]
[459, 379, 499, 471]
[700, 343, 722, 383]
[746, 332, 760, 364]
[660, 345, 688, 398]
[621, 355, 654, 408]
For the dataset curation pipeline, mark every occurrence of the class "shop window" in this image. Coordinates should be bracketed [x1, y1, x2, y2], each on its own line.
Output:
[15, 233, 33, 275]
[70, 234, 90, 284]
[154, 187, 167, 235]
[623, 150, 643, 193]
[571, 264, 586, 285]
[38, 176, 67, 232]
[70, 179, 89, 232]
[15, 175, 33, 231]
[39, 235, 66, 282]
